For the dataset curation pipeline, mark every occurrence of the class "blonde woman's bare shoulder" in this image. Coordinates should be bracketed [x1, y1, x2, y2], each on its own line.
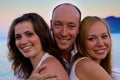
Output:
[75, 57, 112, 80]
[76, 57, 96, 72]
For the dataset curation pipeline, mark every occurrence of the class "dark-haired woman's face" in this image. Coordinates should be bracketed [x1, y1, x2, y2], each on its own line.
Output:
[15, 21, 43, 59]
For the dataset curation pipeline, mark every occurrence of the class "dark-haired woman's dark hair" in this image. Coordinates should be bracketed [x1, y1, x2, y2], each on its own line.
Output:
[7, 13, 65, 79]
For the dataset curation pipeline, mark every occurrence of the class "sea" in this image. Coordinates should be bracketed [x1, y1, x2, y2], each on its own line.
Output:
[0, 33, 120, 80]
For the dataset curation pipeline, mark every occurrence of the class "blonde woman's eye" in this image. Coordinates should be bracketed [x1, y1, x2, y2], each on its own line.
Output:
[101, 35, 108, 39]
[88, 37, 96, 41]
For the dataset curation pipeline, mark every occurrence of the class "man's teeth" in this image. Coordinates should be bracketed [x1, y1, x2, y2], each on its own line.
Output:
[61, 38, 69, 41]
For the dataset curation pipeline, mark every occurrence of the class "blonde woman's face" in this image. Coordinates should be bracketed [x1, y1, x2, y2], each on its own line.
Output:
[86, 21, 111, 63]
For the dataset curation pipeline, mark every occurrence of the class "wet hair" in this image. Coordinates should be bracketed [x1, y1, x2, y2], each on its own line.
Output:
[7, 13, 65, 78]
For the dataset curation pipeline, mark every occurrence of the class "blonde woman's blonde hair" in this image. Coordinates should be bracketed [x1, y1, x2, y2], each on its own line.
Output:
[77, 16, 112, 75]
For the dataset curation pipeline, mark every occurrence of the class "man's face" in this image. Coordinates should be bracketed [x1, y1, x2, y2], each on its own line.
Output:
[51, 5, 80, 51]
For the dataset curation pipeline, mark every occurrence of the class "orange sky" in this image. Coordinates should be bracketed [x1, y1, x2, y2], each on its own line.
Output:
[0, 0, 120, 38]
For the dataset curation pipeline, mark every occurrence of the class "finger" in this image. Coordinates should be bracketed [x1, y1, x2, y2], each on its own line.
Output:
[38, 64, 46, 73]
[33, 64, 46, 73]
[45, 78, 61, 80]
[39, 74, 61, 80]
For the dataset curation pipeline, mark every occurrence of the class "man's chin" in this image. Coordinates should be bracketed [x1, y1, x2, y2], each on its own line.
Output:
[58, 45, 68, 50]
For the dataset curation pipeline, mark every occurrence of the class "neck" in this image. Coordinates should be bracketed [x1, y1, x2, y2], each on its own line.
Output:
[61, 47, 73, 63]
[30, 50, 45, 69]
[62, 51, 71, 63]
[93, 58, 101, 64]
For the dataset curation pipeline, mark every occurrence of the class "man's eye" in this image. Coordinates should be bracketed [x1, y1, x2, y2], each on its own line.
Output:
[68, 25, 76, 29]
[54, 23, 62, 28]
[54, 23, 60, 26]
[68, 23, 76, 30]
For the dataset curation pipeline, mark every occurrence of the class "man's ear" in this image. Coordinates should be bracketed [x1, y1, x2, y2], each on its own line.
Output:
[50, 20, 52, 30]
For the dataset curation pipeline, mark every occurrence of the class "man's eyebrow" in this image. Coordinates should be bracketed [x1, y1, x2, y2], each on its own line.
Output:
[69, 23, 75, 25]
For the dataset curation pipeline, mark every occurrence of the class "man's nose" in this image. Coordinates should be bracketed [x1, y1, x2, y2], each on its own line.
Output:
[60, 25, 68, 36]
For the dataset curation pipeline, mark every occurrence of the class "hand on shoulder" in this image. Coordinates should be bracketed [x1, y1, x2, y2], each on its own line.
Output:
[40, 56, 69, 80]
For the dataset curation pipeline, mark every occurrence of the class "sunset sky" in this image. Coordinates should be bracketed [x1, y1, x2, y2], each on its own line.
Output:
[0, 0, 120, 38]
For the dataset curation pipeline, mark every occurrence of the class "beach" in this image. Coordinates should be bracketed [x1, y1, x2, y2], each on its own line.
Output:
[0, 33, 120, 80]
